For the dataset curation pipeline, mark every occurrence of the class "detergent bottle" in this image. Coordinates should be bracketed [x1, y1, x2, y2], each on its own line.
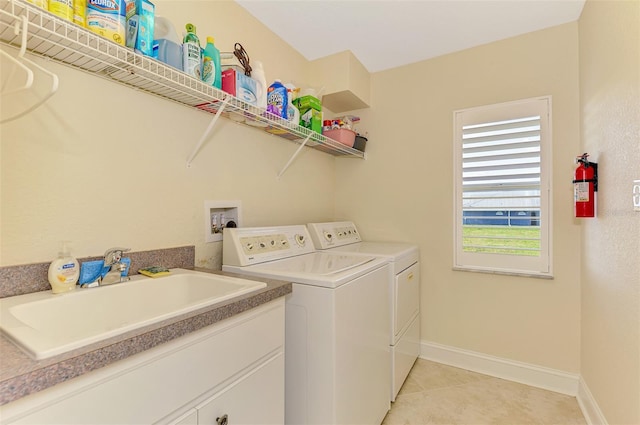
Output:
[182, 23, 201, 79]
[202, 36, 221, 89]
[252, 60, 267, 109]
[267, 79, 288, 119]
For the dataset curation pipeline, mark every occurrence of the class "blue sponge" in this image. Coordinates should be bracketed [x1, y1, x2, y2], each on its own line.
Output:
[79, 260, 104, 285]
[79, 257, 131, 285]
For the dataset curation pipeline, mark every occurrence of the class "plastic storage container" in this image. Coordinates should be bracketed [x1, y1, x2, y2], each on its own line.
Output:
[323, 128, 356, 147]
[353, 135, 367, 152]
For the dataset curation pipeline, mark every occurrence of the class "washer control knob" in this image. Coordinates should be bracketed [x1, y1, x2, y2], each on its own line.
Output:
[245, 243, 254, 251]
[323, 231, 333, 242]
[295, 234, 306, 246]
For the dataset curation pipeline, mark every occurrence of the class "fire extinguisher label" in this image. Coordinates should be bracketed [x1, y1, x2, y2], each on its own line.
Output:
[574, 182, 590, 202]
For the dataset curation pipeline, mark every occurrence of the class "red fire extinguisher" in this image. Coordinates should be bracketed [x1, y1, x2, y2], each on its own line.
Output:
[573, 153, 598, 218]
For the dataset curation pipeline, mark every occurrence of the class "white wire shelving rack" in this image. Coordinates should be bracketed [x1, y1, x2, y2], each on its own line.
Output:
[0, 0, 365, 168]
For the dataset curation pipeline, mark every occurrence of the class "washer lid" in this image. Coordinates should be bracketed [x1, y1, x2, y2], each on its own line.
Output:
[222, 252, 387, 288]
[327, 242, 418, 261]
[256, 252, 376, 275]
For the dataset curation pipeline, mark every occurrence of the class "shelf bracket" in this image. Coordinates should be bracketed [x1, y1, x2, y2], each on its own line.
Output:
[277, 132, 313, 179]
[186, 95, 231, 167]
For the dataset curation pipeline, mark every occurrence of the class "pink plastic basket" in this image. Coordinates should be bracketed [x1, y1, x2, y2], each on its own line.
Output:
[323, 128, 356, 147]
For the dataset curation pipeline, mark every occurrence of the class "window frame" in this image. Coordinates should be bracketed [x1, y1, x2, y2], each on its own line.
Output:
[453, 96, 553, 278]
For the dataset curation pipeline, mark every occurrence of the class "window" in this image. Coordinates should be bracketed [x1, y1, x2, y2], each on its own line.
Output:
[453, 97, 552, 277]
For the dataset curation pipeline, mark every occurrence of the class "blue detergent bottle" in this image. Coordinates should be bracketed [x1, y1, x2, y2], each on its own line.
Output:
[202, 36, 221, 89]
[267, 79, 288, 119]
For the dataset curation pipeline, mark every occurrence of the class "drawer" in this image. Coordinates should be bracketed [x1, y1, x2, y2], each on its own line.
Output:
[196, 353, 284, 424]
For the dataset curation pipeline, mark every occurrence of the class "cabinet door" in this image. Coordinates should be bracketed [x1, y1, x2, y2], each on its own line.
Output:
[170, 409, 198, 425]
[197, 353, 284, 425]
[395, 263, 420, 337]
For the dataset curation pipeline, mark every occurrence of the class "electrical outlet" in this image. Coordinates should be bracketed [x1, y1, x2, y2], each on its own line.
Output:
[633, 180, 640, 212]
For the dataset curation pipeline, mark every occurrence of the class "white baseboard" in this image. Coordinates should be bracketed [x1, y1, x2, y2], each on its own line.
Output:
[577, 376, 608, 425]
[420, 340, 580, 396]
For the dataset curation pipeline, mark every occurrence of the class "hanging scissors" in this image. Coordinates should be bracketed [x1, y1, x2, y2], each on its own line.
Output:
[233, 43, 252, 76]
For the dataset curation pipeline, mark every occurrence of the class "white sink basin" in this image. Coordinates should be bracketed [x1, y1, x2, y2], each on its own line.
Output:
[0, 268, 266, 360]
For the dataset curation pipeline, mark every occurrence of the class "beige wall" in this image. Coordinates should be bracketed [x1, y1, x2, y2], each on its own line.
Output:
[335, 23, 582, 372]
[0, 0, 336, 267]
[579, 0, 640, 423]
[3, 1, 639, 420]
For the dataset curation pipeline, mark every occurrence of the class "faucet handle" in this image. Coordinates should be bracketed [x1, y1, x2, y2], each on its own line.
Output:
[104, 247, 131, 267]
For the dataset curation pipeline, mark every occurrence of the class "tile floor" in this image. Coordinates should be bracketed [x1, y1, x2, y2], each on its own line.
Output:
[382, 359, 587, 425]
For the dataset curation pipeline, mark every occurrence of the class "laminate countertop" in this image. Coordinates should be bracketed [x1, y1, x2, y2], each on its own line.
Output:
[0, 268, 291, 406]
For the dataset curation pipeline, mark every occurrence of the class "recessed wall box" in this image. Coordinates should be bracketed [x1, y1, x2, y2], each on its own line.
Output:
[307, 50, 370, 113]
[204, 200, 242, 242]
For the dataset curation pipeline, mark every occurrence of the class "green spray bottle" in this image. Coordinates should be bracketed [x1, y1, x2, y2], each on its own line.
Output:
[182, 23, 201, 79]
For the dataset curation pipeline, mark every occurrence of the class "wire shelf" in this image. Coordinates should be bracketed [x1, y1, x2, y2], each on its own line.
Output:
[0, 0, 364, 158]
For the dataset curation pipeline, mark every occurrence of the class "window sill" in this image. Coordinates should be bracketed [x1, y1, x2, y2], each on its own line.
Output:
[452, 266, 554, 280]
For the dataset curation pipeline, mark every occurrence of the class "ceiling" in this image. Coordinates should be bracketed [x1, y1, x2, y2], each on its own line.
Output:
[235, 0, 585, 73]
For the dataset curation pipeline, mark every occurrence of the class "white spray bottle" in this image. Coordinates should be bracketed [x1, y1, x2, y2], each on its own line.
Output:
[285, 83, 300, 126]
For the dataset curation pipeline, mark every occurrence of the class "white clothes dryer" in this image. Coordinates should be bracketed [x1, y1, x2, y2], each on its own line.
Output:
[222, 225, 391, 425]
[307, 221, 421, 401]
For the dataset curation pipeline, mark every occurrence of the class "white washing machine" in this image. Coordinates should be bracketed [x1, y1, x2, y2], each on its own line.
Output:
[222, 225, 391, 425]
[307, 221, 420, 401]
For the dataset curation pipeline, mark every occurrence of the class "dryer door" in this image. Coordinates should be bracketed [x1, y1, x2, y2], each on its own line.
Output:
[394, 263, 420, 339]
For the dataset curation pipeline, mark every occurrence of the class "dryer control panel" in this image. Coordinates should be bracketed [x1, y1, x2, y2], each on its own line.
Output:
[223, 225, 315, 266]
[307, 221, 361, 249]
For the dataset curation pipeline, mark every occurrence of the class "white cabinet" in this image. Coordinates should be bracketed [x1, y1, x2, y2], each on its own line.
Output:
[170, 410, 198, 425]
[195, 354, 284, 425]
[165, 345, 284, 425]
[0, 299, 285, 425]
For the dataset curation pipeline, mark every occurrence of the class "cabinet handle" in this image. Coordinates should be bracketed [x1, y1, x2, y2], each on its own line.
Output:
[408, 272, 414, 280]
[216, 414, 229, 425]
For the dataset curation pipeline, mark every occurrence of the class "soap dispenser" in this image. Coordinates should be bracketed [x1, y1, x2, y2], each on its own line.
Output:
[48, 241, 80, 294]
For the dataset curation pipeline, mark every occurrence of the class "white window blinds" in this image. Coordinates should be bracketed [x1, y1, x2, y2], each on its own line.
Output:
[454, 97, 552, 277]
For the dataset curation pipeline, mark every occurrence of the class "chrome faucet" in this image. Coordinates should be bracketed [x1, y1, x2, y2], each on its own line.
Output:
[99, 247, 131, 286]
